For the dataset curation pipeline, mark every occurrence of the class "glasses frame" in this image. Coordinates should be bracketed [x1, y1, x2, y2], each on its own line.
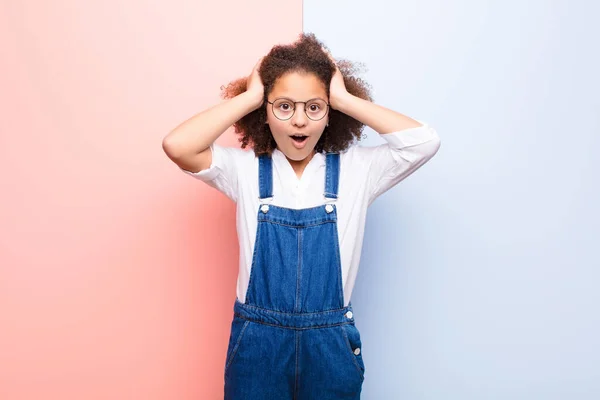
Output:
[266, 97, 330, 121]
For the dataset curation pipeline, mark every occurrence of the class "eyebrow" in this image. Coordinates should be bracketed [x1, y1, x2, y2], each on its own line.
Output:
[274, 96, 327, 102]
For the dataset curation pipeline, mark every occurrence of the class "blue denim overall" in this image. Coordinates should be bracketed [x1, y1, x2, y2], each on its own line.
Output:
[224, 152, 366, 399]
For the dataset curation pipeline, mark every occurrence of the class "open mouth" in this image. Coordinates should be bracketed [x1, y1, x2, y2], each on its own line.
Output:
[290, 134, 308, 143]
[289, 133, 310, 149]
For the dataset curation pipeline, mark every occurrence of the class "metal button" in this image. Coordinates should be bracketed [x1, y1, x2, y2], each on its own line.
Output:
[354, 347, 361, 355]
[325, 204, 334, 213]
[261, 204, 269, 213]
[345, 311, 353, 319]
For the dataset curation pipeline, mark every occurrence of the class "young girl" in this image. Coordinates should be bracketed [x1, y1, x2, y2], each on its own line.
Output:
[163, 33, 440, 399]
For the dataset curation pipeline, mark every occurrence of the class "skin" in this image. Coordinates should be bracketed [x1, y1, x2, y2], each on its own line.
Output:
[265, 71, 330, 179]
[164, 43, 426, 179]
[264, 49, 347, 179]
[258, 46, 424, 179]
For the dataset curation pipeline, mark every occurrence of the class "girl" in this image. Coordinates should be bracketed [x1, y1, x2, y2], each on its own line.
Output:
[163, 33, 441, 399]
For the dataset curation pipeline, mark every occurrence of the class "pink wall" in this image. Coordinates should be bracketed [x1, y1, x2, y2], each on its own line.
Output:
[0, 2, 301, 398]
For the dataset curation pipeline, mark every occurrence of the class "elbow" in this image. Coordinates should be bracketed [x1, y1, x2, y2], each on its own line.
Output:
[410, 135, 441, 164]
[423, 135, 441, 161]
[162, 136, 174, 155]
[162, 135, 183, 160]
[423, 128, 441, 157]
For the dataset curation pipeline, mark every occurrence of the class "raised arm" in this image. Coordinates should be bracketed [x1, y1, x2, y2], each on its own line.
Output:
[162, 58, 264, 173]
[334, 92, 425, 134]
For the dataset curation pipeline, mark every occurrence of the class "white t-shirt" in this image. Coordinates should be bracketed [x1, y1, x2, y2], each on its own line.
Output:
[181, 121, 441, 306]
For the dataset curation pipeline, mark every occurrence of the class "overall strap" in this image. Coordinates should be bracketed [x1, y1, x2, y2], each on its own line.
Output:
[324, 152, 340, 199]
[258, 154, 273, 200]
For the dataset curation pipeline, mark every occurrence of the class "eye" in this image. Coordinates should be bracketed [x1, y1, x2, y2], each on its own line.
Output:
[308, 104, 320, 112]
[278, 102, 293, 111]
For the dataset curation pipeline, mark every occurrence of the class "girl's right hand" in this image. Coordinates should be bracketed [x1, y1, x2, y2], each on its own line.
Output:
[247, 56, 265, 107]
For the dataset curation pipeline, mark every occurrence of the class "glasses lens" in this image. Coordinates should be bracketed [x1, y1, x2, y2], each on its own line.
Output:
[272, 98, 328, 120]
[306, 99, 327, 120]
[273, 98, 295, 120]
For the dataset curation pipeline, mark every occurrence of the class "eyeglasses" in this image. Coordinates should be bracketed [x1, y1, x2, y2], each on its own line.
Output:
[267, 97, 330, 121]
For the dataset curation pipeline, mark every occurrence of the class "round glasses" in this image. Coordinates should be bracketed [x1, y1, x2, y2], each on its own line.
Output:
[267, 97, 330, 121]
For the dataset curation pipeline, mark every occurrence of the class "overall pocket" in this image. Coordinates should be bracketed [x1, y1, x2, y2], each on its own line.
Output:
[341, 323, 365, 380]
[224, 315, 250, 375]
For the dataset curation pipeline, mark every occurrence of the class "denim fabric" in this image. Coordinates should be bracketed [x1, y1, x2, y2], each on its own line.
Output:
[224, 152, 365, 399]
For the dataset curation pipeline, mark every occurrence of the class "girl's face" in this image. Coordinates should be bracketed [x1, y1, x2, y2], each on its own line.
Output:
[266, 71, 329, 162]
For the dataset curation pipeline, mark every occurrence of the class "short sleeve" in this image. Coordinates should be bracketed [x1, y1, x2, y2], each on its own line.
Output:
[179, 142, 242, 202]
[366, 121, 441, 205]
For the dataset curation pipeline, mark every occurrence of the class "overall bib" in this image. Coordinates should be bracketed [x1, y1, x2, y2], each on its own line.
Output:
[224, 152, 365, 399]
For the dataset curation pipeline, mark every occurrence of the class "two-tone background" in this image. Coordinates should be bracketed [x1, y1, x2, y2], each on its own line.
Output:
[1, 1, 599, 398]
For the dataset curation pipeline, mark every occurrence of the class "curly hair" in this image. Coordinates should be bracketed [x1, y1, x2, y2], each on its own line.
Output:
[219, 32, 374, 156]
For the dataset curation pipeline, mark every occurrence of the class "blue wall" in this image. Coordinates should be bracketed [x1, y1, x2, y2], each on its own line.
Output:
[305, 0, 600, 398]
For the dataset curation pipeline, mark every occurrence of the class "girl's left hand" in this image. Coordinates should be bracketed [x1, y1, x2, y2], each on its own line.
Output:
[322, 47, 349, 110]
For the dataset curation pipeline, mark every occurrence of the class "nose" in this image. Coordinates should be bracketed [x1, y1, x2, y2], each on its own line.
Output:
[291, 103, 308, 127]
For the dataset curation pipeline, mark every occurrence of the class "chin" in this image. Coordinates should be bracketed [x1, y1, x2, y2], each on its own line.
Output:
[283, 146, 315, 160]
